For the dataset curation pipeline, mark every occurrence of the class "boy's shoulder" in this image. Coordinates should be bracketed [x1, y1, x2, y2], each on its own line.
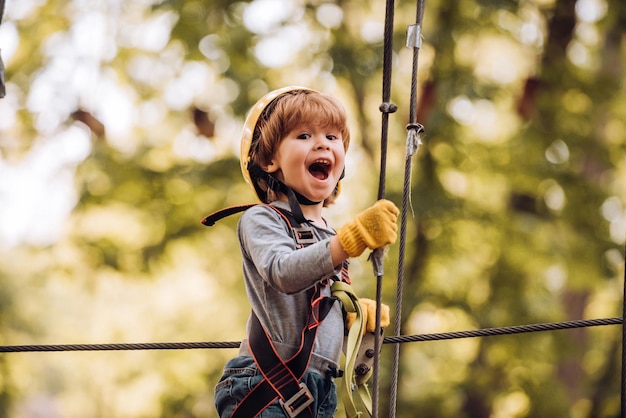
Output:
[241, 202, 294, 226]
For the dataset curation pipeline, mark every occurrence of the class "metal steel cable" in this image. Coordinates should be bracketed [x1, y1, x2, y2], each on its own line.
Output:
[0, 341, 241, 353]
[388, 1, 426, 417]
[384, 317, 622, 344]
[371, 0, 398, 416]
[0, 0, 6, 99]
[389, 146, 414, 418]
[622, 245, 626, 418]
[0, 318, 621, 353]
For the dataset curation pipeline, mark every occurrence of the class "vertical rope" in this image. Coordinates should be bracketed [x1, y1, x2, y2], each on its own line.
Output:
[389, 2, 426, 417]
[388, 144, 412, 418]
[371, 0, 397, 416]
[0, 0, 5, 26]
[621, 242, 626, 418]
[388, 133, 424, 418]
[0, 0, 7, 99]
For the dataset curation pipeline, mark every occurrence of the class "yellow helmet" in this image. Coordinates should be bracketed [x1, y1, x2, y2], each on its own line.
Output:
[240, 86, 315, 202]
[240, 86, 344, 208]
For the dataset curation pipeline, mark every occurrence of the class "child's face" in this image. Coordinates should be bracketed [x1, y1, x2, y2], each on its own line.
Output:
[266, 123, 346, 204]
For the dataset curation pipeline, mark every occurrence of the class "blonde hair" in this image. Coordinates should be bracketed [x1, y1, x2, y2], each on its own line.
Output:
[249, 89, 350, 205]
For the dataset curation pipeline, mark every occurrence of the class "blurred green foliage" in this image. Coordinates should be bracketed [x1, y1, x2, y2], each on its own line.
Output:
[0, 0, 625, 417]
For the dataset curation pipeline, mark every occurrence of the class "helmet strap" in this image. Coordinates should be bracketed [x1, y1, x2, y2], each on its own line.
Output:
[268, 174, 315, 224]
[292, 189, 321, 206]
[285, 187, 308, 224]
[249, 164, 319, 224]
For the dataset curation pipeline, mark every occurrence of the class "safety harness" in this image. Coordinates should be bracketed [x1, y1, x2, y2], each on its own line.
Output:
[202, 204, 375, 418]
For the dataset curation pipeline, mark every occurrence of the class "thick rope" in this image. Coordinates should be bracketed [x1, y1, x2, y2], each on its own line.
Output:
[389, 1, 427, 417]
[0, 318, 621, 353]
[0, 341, 241, 353]
[370, 0, 398, 416]
[622, 244, 626, 418]
[0, 0, 6, 99]
[384, 317, 622, 344]
[389, 152, 410, 418]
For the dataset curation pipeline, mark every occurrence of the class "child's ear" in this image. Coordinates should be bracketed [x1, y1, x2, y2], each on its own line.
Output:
[265, 159, 279, 173]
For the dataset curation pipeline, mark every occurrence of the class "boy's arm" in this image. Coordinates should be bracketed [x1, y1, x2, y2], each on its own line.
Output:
[330, 235, 350, 267]
[240, 205, 336, 293]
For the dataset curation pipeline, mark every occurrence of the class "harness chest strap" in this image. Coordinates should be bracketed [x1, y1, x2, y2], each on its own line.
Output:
[231, 289, 336, 418]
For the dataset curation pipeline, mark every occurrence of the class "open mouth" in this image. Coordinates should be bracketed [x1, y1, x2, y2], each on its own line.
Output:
[308, 159, 331, 180]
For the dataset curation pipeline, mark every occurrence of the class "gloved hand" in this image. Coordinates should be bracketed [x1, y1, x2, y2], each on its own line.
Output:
[346, 298, 390, 332]
[336, 199, 399, 257]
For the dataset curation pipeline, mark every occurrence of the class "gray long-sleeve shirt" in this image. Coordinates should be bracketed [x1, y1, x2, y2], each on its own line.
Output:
[236, 201, 345, 372]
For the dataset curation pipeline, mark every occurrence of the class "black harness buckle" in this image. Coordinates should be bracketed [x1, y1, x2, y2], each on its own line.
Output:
[292, 227, 317, 246]
[279, 382, 314, 418]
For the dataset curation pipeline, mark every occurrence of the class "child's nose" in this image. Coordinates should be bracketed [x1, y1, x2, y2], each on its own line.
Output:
[315, 135, 330, 149]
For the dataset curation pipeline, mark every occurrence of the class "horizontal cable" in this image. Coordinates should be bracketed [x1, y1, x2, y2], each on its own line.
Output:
[384, 317, 623, 344]
[0, 317, 621, 353]
[0, 341, 242, 353]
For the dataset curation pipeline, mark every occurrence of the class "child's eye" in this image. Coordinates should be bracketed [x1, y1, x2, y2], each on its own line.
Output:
[326, 134, 338, 141]
[297, 133, 311, 140]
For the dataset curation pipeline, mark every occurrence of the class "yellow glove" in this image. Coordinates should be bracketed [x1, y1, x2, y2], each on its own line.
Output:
[337, 199, 399, 257]
[346, 299, 390, 333]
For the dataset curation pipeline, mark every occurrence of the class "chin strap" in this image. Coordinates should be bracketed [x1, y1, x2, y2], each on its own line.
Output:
[247, 162, 345, 224]
[249, 164, 321, 224]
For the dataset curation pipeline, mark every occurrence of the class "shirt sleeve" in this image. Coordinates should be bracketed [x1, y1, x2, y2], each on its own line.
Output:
[238, 205, 336, 294]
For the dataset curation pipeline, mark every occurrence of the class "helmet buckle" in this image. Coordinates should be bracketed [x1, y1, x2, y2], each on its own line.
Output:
[266, 174, 280, 192]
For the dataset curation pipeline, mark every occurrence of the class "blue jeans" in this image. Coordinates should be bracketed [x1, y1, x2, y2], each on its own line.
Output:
[215, 356, 337, 418]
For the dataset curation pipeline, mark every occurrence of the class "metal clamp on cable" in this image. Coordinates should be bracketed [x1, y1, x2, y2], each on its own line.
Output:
[369, 247, 385, 277]
[406, 123, 425, 156]
[406, 122, 424, 134]
[406, 24, 423, 49]
[279, 382, 314, 418]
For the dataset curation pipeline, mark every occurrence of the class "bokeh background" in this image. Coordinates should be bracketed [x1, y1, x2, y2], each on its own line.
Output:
[0, 0, 625, 417]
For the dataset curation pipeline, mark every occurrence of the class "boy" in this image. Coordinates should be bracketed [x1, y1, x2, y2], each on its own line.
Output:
[213, 87, 398, 417]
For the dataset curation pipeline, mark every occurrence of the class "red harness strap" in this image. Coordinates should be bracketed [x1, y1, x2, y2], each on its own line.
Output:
[231, 283, 336, 418]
